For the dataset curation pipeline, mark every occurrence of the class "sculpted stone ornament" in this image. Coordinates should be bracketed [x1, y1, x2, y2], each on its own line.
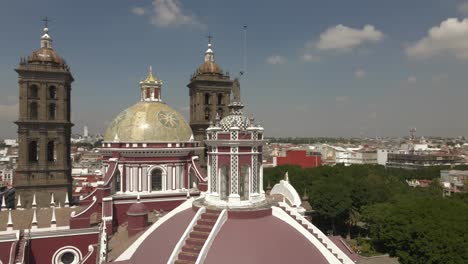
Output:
[158, 110, 179, 128]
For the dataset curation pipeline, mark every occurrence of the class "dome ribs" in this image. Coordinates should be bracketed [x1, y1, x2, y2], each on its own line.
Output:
[175, 209, 221, 263]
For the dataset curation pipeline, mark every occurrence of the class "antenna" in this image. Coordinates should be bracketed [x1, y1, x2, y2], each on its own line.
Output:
[240, 25, 247, 77]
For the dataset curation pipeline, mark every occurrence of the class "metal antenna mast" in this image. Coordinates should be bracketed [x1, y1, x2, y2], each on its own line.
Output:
[240, 25, 247, 76]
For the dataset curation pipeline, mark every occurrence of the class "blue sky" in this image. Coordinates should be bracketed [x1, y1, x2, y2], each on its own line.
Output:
[1, 0, 468, 138]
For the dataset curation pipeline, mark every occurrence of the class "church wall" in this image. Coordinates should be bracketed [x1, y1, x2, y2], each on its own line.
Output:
[239, 154, 252, 165]
[113, 198, 188, 225]
[0, 240, 14, 264]
[28, 232, 98, 264]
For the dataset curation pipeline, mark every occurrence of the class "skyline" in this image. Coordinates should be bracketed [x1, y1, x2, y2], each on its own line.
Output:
[1, 0, 468, 138]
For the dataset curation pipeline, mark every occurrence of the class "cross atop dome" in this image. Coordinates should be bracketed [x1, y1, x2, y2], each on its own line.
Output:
[40, 16, 53, 49]
[204, 34, 215, 63]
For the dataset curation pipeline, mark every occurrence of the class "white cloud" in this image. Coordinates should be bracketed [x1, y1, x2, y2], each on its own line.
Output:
[132, 7, 147, 16]
[302, 53, 320, 62]
[406, 18, 468, 60]
[151, 0, 204, 28]
[458, 3, 468, 15]
[266, 55, 285, 65]
[408, 75, 417, 83]
[314, 24, 384, 51]
[355, 69, 366, 79]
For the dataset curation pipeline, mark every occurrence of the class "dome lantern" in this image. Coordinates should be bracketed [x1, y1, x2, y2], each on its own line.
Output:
[139, 65, 163, 102]
[104, 67, 193, 143]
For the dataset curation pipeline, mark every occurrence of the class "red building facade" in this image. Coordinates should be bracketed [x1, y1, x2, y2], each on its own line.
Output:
[276, 150, 322, 168]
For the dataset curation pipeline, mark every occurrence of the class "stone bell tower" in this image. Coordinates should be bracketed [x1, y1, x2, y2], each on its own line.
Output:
[14, 20, 74, 208]
[188, 38, 233, 166]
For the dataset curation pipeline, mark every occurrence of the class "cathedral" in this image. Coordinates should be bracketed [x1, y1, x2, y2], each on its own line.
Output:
[0, 24, 357, 264]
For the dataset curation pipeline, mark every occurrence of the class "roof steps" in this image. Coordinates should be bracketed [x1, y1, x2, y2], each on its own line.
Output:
[174, 210, 221, 264]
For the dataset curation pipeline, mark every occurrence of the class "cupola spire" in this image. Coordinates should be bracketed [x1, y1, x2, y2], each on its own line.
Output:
[40, 16, 53, 49]
[204, 34, 214, 63]
[139, 66, 163, 102]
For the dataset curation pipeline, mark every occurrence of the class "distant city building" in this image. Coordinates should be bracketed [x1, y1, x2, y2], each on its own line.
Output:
[83, 125, 89, 138]
[0, 168, 14, 185]
[2, 139, 18, 147]
[406, 179, 433, 188]
[441, 170, 468, 196]
[386, 153, 462, 169]
[275, 150, 322, 168]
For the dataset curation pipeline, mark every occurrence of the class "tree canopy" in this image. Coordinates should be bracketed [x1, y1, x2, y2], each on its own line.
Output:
[264, 164, 468, 264]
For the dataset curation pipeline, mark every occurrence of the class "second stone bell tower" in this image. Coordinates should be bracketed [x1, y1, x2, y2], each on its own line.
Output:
[14, 20, 74, 208]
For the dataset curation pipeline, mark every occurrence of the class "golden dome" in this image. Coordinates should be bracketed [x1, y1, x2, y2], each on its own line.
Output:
[104, 101, 193, 142]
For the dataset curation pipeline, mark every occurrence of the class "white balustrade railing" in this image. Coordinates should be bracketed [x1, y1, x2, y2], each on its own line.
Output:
[278, 202, 354, 264]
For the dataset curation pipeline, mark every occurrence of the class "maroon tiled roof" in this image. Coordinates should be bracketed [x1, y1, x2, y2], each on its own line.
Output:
[204, 215, 329, 264]
[122, 208, 196, 263]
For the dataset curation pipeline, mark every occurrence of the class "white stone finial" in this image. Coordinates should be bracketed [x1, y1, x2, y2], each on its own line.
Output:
[50, 193, 55, 207]
[7, 209, 13, 231]
[31, 209, 38, 229]
[186, 189, 190, 199]
[1, 195, 6, 209]
[32, 193, 37, 209]
[284, 171, 289, 182]
[51, 206, 57, 228]
[40, 16, 52, 49]
[16, 194, 22, 209]
[204, 35, 214, 63]
[65, 194, 70, 207]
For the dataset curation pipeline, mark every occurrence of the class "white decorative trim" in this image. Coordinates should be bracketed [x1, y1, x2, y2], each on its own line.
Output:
[195, 209, 227, 264]
[80, 245, 95, 264]
[276, 203, 354, 264]
[138, 167, 142, 192]
[148, 165, 167, 192]
[71, 196, 97, 218]
[26, 228, 99, 239]
[270, 180, 302, 207]
[112, 195, 190, 204]
[167, 207, 206, 263]
[116, 198, 195, 261]
[52, 246, 82, 264]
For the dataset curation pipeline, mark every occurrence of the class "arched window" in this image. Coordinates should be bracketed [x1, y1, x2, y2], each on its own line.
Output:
[47, 141, 56, 162]
[146, 88, 151, 100]
[204, 107, 210, 121]
[29, 85, 39, 98]
[112, 170, 121, 194]
[49, 103, 56, 120]
[220, 165, 230, 200]
[204, 93, 210, 105]
[49, 86, 57, 99]
[217, 94, 223, 105]
[29, 102, 38, 120]
[217, 108, 224, 119]
[151, 169, 163, 191]
[29, 141, 38, 162]
[239, 165, 250, 200]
